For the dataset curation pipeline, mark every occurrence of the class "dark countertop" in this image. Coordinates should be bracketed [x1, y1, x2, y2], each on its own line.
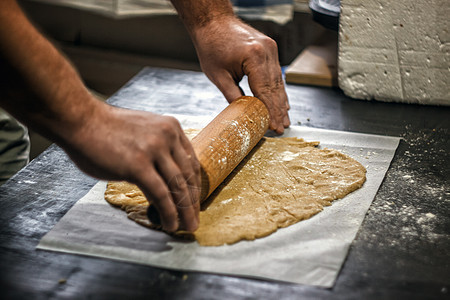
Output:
[1, 67, 449, 299]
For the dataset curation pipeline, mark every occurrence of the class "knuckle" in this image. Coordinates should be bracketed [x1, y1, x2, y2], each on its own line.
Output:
[159, 117, 180, 138]
[258, 82, 280, 98]
[252, 36, 278, 54]
[165, 115, 180, 126]
[192, 159, 201, 175]
[183, 169, 198, 188]
[168, 173, 188, 191]
[248, 42, 267, 58]
[257, 74, 285, 97]
[261, 35, 278, 50]
[187, 153, 200, 172]
[134, 168, 157, 192]
[131, 164, 145, 181]
[127, 151, 152, 179]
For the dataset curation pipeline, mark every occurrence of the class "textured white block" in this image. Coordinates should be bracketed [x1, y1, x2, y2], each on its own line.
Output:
[338, 0, 450, 105]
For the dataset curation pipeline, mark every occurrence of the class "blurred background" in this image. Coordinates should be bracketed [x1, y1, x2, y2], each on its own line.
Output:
[18, 0, 331, 159]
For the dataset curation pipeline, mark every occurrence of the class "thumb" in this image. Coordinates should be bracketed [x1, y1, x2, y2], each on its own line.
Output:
[212, 72, 244, 104]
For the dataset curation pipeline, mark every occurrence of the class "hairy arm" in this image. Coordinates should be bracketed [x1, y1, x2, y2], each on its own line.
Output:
[0, 0, 200, 232]
[0, 0, 96, 145]
[170, 0, 290, 134]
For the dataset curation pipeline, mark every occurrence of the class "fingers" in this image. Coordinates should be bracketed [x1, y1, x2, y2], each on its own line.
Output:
[262, 76, 290, 133]
[209, 70, 244, 104]
[172, 133, 201, 227]
[156, 158, 198, 232]
[284, 99, 291, 127]
[137, 118, 200, 233]
[71, 107, 200, 234]
[141, 154, 199, 232]
[247, 66, 290, 134]
[178, 133, 201, 204]
[210, 64, 290, 134]
[193, 17, 289, 134]
[204, 36, 290, 133]
[157, 132, 200, 232]
[139, 169, 180, 232]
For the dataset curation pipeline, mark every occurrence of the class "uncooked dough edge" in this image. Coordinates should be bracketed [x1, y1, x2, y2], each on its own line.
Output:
[192, 140, 366, 246]
[104, 135, 366, 247]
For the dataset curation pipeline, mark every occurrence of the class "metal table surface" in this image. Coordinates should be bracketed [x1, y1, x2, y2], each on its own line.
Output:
[1, 67, 449, 299]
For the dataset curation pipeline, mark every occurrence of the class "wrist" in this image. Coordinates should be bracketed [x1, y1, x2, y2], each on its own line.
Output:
[170, 0, 235, 34]
[191, 13, 239, 42]
[61, 95, 109, 152]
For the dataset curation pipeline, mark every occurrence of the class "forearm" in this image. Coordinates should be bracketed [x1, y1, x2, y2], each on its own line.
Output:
[0, 0, 101, 148]
[0, 1, 201, 232]
[170, 0, 235, 35]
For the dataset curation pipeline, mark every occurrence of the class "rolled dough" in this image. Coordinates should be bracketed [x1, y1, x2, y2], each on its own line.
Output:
[105, 133, 366, 246]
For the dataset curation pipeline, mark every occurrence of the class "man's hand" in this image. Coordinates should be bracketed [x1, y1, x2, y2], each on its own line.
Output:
[171, 0, 290, 134]
[67, 104, 201, 232]
[193, 17, 290, 134]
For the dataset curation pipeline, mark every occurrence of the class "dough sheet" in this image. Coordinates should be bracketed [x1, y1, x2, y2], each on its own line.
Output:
[37, 120, 400, 287]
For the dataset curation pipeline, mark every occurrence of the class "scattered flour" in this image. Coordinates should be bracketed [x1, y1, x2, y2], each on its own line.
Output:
[365, 126, 449, 248]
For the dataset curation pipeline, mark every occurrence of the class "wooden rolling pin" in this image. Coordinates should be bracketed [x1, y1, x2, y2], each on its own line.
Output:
[192, 95, 270, 200]
[148, 96, 270, 224]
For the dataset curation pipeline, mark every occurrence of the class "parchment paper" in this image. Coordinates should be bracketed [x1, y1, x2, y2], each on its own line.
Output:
[37, 117, 400, 287]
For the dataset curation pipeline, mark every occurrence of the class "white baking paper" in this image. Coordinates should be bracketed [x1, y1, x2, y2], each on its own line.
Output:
[37, 118, 400, 287]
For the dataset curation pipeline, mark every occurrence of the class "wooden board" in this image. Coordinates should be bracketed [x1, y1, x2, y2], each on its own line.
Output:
[285, 30, 338, 87]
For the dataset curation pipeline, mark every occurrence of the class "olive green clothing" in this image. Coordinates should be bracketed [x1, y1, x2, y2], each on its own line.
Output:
[0, 109, 30, 185]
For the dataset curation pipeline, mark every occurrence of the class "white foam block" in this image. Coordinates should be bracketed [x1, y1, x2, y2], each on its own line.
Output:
[338, 0, 449, 105]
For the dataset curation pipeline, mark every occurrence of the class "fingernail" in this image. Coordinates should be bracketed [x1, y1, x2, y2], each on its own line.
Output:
[284, 116, 291, 127]
[163, 221, 178, 233]
[183, 220, 197, 233]
[271, 120, 277, 131]
[277, 125, 284, 135]
[191, 218, 199, 232]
